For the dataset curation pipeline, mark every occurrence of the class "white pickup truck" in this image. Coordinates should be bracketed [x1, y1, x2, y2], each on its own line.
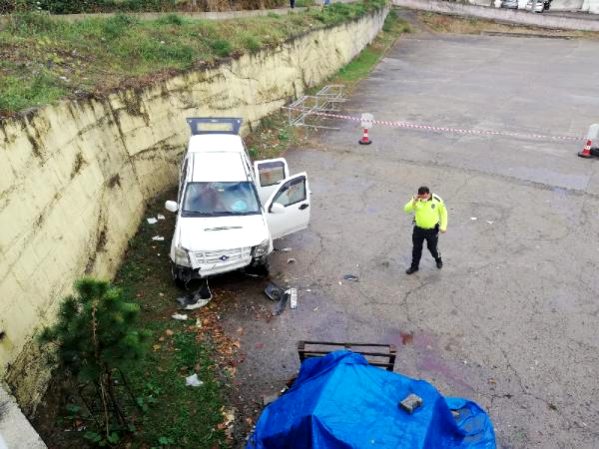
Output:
[164, 117, 311, 286]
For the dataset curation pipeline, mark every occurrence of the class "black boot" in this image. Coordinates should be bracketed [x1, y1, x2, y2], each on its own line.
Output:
[436, 258, 443, 269]
[406, 266, 419, 275]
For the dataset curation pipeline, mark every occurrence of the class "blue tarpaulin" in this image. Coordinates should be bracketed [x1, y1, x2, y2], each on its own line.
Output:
[247, 351, 495, 449]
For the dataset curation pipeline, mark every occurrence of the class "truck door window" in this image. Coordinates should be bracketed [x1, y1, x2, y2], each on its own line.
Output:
[258, 161, 286, 187]
[272, 176, 306, 207]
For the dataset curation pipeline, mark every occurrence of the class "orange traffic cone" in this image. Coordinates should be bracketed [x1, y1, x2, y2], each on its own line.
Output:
[578, 139, 592, 158]
[359, 128, 372, 145]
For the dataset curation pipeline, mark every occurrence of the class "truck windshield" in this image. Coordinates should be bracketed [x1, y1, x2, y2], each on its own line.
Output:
[182, 182, 261, 217]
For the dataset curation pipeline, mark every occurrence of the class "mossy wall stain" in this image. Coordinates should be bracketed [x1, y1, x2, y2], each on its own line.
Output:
[0, 8, 388, 414]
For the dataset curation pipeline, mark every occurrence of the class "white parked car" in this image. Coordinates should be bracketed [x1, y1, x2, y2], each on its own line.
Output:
[165, 117, 311, 286]
[525, 0, 545, 12]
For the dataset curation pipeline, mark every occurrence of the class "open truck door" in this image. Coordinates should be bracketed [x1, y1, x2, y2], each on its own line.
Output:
[264, 173, 310, 240]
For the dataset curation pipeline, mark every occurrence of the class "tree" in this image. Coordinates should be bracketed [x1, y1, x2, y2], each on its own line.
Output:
[39, 278, 150, 446]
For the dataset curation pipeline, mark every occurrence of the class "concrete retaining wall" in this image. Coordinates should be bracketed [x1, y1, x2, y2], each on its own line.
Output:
[0, 7, 388, 412]
[393, 0, 599, 29]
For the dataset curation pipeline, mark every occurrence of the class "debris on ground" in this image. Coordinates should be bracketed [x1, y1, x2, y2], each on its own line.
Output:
[146, 217, 158, 225]
[470, 217, 477, 221]
[273, 291, 290, 316]
[486, 220, 494, 225]
[219, 407, 236, 439]
[343, 274, 359, 282]
[176, 281, 212, 310]
[287, 258, 296, 264]
[185, 373, 203, 388]
[171, 313, 188, 321]
[275, 247, 292, 252]
[157, 214, 166, 220]
[152, 235, 165, 241]
[287, 288, 298, 309]
[264, 282, 285, 302]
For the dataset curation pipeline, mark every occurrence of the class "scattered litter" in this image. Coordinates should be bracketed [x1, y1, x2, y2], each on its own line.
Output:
[152, 235, 165, 241]
[276, 247, 292, 252]
[273, 291, 289, 316]
[157, 214, 166, 220]
[399, 393, 423, 414]
[338, 281, 343, 285]
[287, 288, 298, 309]
[470, 217, 477, 221]
[343, 274, 359, 282]
[147, 217, 158, 225]
[176, 281, 212, 310]
[306, 289, 312, 292]
[486, 220, 494, 225]
[172, 313, 188, 321]
[185, 373, 203, 388]
[264, 282, 285, 302]
[287, 258, 296, 264]
[165, 329, 174, 336]
[195, 318, 202, 328]
[222, 408, 236, 426]
[313, 307, 319, 312]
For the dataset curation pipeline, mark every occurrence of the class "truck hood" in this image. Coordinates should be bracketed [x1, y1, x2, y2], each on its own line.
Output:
[176, 214, 269, 251]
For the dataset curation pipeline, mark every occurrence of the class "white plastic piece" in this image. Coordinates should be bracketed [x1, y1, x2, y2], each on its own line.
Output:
[185, 373, 203, 387]
[287, 288, 298, 309]
[147, 217, 158, 224]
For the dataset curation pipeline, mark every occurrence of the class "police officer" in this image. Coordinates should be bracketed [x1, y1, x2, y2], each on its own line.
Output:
[404, 186, 447, 274]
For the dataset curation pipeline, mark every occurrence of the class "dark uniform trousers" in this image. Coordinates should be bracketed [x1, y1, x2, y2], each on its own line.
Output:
[411, 224, 440, 269]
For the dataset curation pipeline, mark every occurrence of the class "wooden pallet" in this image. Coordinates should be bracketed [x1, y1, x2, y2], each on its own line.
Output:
[297, 341, 397, 372]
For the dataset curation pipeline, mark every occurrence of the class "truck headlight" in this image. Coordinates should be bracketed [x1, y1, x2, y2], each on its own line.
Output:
[252, 239, 270, 257]
[174, 246, 191, 267]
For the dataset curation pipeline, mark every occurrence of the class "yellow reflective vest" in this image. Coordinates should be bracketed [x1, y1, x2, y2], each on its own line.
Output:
[404, 194, 448, 231]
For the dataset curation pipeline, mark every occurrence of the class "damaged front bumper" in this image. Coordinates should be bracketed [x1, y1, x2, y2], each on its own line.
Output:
[171, 256, 267, 283]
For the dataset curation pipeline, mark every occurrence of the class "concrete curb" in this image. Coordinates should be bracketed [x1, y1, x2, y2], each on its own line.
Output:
[392, 0, 599, 31]
[0, 387, 46, 449]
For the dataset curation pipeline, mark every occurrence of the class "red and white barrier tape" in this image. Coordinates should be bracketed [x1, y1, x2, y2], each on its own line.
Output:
[284, 107, 585, 143]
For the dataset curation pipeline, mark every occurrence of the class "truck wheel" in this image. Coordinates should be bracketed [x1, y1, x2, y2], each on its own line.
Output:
[171, 264, 186, 289]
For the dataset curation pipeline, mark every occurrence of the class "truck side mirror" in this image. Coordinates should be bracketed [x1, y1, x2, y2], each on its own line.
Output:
[270, 203, 286, 214]
[165, 201, 178, 213]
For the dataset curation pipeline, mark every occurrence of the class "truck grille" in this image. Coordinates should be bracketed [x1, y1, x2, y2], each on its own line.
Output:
[190, 247, 251, 267]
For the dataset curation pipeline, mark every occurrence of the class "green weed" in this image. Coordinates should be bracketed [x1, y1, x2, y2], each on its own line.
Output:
[210, 39, 232, 57]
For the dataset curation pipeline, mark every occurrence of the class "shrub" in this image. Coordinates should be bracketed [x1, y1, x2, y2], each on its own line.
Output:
[210, 38, 231, 57]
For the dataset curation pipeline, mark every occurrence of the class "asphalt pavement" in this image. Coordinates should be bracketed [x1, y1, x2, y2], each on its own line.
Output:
[219, 27, 599, 449]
